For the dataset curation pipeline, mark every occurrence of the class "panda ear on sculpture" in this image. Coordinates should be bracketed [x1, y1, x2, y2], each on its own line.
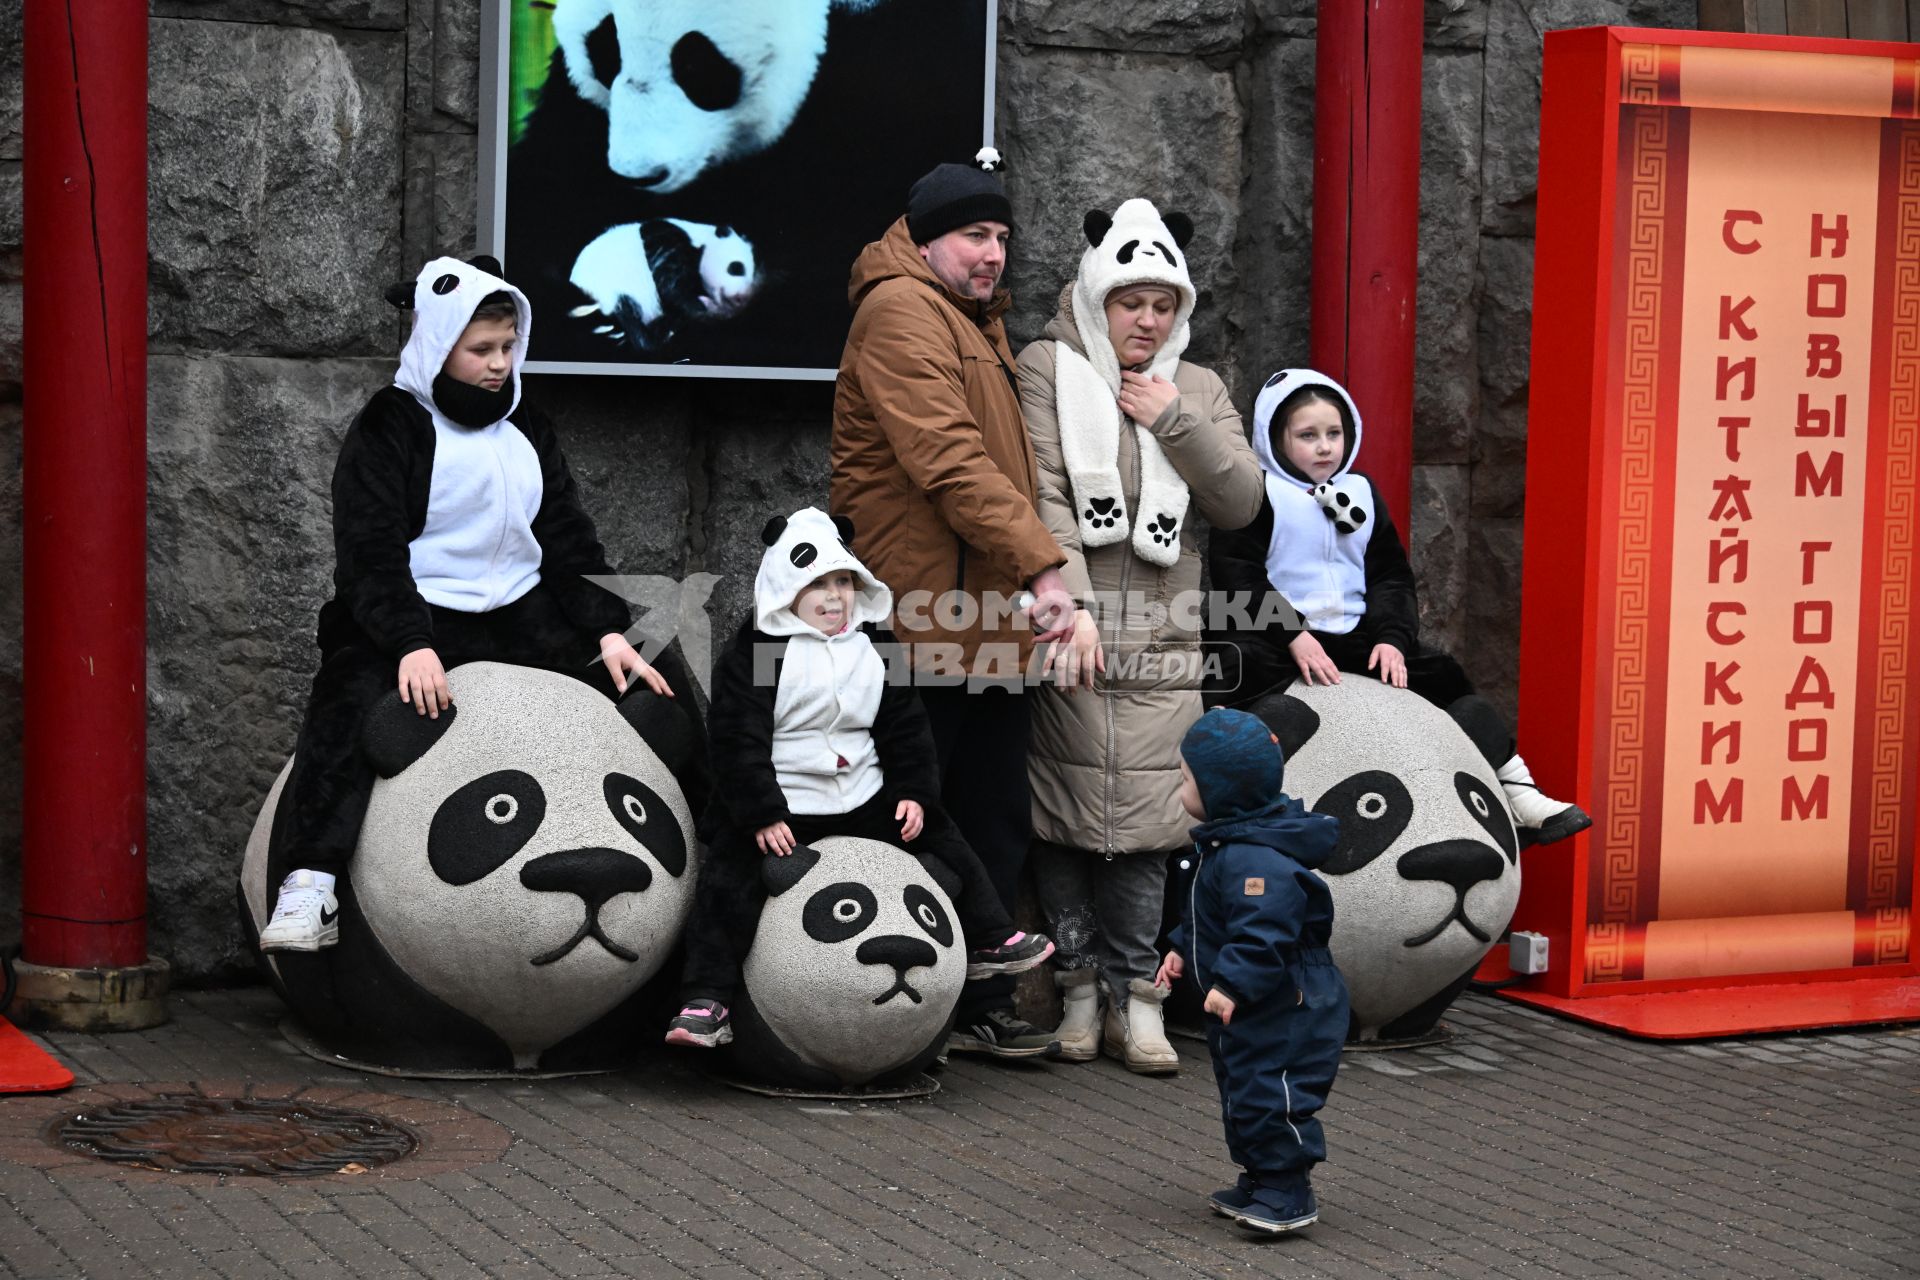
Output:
[360, 692, 457, 778]
[1083, 211, 1113, 248]
[761, 516, 788, 547]
[1164, 212, 1195, 249]
[1248, 691, 1321, 762]
[616, 689, 703, 789]
[762, 843, 822, 896]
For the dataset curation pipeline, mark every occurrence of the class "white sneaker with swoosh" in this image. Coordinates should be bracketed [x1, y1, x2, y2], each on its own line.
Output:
[259, 869, 341, 951]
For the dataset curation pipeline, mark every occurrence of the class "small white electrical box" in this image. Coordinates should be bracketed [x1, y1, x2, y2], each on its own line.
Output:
[1509, 931, 1550, 975]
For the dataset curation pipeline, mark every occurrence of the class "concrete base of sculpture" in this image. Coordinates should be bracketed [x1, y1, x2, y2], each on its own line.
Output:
[719, 836, 965, 1092]
[238, 661, 706, 1076]
[1246, 678, 1522, 1043]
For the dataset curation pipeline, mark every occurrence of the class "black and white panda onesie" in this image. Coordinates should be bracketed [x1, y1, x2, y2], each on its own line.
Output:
[1208, 369, 1594, 845]
[679, 507, 1015, 1003]
[283, 257, 634, 877]
[1207, 369, 1478, 714]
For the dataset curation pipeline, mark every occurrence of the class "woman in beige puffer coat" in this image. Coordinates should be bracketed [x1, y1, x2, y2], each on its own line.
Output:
[1016, 198, 1263, 1073]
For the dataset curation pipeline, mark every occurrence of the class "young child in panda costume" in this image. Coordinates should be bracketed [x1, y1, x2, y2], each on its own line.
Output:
[257, 255, 673, 951]
[664, 507, 1053, 1048]
[1207, 369, 1591, 847]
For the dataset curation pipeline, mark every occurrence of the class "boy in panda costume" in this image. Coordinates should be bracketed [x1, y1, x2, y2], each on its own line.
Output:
[257, 255, 673, 951]
[1206, 369, 1591, 847]
[664, 507, 1053, 1048]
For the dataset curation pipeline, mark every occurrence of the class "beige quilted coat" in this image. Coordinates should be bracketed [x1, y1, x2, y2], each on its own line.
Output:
[1016, 294, 1263, 853]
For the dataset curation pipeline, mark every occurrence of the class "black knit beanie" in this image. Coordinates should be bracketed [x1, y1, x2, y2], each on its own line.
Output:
[907, 148, 1013, 244]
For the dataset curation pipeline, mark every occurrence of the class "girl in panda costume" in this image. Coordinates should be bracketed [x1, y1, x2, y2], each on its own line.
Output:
[1207, 370, 1591, 847]
[664, 507, 1053, 1049]
[257, 255, 673, 951]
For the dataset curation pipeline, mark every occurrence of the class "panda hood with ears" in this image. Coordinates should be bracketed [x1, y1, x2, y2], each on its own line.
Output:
[1250, 367, 1364, 493]
[754, 506, 893, 637]
[393, 256, 533, 428]
[1053, 197, 1199, 570]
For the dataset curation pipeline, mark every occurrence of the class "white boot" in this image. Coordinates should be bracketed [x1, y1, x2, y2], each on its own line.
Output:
[1053, 968, 1103, 1063]
[1497, 754, 1593, 848]
[1103, 978, 1179, 1075]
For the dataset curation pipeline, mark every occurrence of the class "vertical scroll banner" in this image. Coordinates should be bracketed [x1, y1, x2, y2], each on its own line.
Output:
[1514, 29, 1920, 1034]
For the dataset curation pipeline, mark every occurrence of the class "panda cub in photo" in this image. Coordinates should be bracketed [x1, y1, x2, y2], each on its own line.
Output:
[566, 219, 759, 352]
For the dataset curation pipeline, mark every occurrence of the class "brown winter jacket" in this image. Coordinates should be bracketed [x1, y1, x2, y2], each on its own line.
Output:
[831, 218, 1065, 677]
[1018, 292, 1264, 853]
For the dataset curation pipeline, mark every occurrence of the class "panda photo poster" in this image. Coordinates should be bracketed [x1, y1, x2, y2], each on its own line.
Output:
[481, 0, 996, 379]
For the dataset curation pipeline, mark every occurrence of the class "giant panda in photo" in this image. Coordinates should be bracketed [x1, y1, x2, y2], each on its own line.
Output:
[721, 836, 965, 1092]
[507, 0, 985, 368]
[239, 659, 708, 1075]
[1247, 679, 1523, 1043]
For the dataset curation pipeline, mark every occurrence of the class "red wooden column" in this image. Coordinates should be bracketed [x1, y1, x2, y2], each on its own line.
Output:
[1310, 0, 1423, 530]
[20, 6, 152, 984]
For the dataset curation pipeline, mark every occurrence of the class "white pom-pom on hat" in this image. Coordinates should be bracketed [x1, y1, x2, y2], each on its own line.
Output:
[974, 146, 1003, 172]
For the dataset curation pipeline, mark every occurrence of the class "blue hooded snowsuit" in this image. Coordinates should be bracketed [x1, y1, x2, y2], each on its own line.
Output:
[1171, 709, 1349, 1179]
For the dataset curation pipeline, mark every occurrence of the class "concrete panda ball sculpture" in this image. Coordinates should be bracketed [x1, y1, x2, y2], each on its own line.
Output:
[1247, 678, 1521, 1042]
[239, 659, 707, 1074]
[723, 836, 965, 1091]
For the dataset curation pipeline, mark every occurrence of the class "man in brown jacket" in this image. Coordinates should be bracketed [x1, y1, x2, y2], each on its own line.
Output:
[831, 155, 1073, 1059]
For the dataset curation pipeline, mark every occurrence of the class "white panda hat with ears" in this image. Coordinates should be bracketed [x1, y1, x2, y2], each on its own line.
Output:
[1055, 197, 1199, 569]
[391, 256, 533, 425]
[753, 506, 893, 637]
[1252, 367, 1375, 546]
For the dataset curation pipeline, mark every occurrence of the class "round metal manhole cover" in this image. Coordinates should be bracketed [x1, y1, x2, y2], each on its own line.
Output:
[54, 1096, 418, 1177]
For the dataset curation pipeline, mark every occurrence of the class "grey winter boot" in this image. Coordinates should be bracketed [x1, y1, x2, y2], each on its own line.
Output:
[1497, 754, 1594, 848]
[1103, 978, 1179, 1075]
[1052, 967, 1103, 1063]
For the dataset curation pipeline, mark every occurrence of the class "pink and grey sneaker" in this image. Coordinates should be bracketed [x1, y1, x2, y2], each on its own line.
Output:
[664, 999, 733, 1048]
[966, 931, 1055, 980]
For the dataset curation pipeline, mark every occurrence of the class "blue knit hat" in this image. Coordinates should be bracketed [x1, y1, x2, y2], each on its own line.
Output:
[1180, 708, 1284, 822]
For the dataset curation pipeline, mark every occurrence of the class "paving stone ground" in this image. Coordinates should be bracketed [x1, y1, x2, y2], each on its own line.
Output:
[1, 986, 1915, 1279]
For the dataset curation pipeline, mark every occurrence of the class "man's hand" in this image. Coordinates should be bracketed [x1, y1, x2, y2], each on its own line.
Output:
[1042, 608, 1104, 691]
[399, 648, 452, 718]
[1026, 566, 1076, 643]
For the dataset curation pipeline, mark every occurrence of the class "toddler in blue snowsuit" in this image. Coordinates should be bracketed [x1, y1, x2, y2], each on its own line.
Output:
[1157, 708, 1349, 1234]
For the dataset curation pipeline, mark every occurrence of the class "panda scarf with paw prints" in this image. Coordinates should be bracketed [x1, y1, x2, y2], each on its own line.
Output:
[1054, 198, 1196, 570]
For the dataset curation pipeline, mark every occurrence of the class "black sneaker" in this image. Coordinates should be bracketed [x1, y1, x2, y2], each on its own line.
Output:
[965, 931, 1056, 979]
[664, 998, 732, 1049]
[946, 1007, 1062, 1060]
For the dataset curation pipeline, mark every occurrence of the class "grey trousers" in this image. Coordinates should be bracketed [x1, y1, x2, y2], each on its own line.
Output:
[1031, 840, 1172, 1004]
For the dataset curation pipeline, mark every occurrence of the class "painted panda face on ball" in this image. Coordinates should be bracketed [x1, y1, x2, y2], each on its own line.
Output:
[353, 662, 701, 1068]
[740, 836, 964, 1084]
[552, 0, 833, 192]
[1251, 678, 1521, 1040]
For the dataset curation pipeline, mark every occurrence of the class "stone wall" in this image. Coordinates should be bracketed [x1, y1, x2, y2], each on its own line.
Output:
[0, 0, 1695, 979]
